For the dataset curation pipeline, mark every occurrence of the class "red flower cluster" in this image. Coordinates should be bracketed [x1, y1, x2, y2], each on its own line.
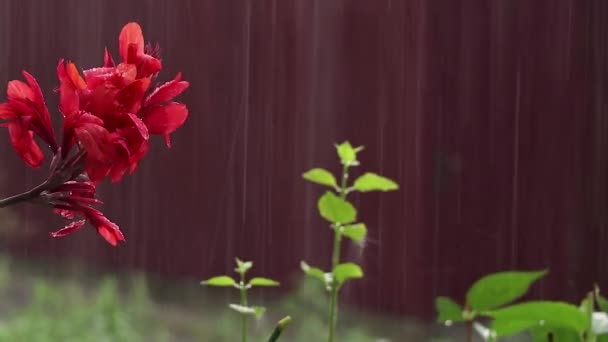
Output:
[0, 23, 189, 246]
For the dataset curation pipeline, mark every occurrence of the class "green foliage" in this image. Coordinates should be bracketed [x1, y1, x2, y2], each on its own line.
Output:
[435, 297, 464, 323]
[201, 275, 236, 287]
[303, 141, 399, 342]
[466, 270, 547, 311]
[303, 168, 338, 188]
[0, 276, 169, 341]
[333, 263, 363, 286]
[201, 258, 281, 342]
[341, 224, 367, 245]
[435, 268, 608, 341]
[353, 173, 399, 192]
[249, 278, 280, 287]
[317, 191, 357, 224]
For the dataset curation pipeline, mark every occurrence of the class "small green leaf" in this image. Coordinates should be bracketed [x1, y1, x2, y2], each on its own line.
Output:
[335, 141, 362, 166]
[252, 306, 266, 319]
[300, 261, 329, 284]
[466, 270, 547, 311]
[333, 263, 363, 285]
[248, 277, 280, 287]
[341, 223, 367, 245]
[353, 173, 399, 192]
[435, 297, 464, 323]
[236, 258, 253, 274]
[487, 301, 589, 335]
[229, 304, 256, 315]
[303, 168, 338, 188]
[318, 191, 357, 224]
[201, 275, 236, 287]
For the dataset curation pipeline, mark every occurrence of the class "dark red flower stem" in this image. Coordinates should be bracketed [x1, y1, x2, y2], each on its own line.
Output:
[0, 180, 48, 208]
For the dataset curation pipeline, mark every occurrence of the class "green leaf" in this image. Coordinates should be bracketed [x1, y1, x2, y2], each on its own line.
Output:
[333, 263, 363, 285]
[317, 191, 357, 224]
[300, 261, 330, 285]
[335, 141, 362, 166]
[252, 306, 266, 319]
[341, 223, 367, 245]
[466, 270, 547, 311]
[303, 168, 338, 188]
[248, 277, 280, 287]
[491, 319, 541, 338]
[200, 275, 236, 287]
[598, 295, 608, 313]
[487, 301, 589, 335]
[353, 173, 399, 192]
[229, 304, 256, 315]
[435, 297, 464, 323]
[235, 258, 253, 274]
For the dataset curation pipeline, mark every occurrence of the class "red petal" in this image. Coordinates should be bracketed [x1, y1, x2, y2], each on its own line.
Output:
[129, 140, 149, 173]
[0, 103, 16, 119]
[21, 72, 57, 151]
[114, 78, 150, 114]
[57, 61, 80, 115]
[109, 139, 130, 182]
[136, 54, 162, 78]
[119, 23, 144, 63]
[54, 208, 76, 219]
[7, 80, 34, 100]
[144, 73, 189, 108]
[50, 220, 86, 238]
[143, 102, 188, 137]
[74, 123, 114, 162]
[8, 121, 44, 168]
[85, 209, 125, 246]
[104, 47, 115, 67]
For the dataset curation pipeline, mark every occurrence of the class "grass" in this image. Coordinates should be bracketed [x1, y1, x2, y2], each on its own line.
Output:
[0, 254, 428, 341]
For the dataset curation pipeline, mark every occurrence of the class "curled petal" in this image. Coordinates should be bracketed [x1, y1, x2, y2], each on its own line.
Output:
[8, 121, 44, 168]
[144, 73, 189, 108]
[137, 54, 162, 78]
[119, 22, 145, 63]
[143, 102, 188, 139]
[85, 209, 125, 246]
[54, 208, 76, 220]
[50, 220, 86, 238]
[21, 72, 57, 150]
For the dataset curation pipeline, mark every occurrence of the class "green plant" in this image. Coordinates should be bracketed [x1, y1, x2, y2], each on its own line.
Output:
[301, 141, 399, 342]
[201, 258, 281, 342]
[435, 270, 608, 341]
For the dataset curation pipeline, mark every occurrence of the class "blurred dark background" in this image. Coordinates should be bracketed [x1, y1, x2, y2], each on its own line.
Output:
[0, 0, 607, 322]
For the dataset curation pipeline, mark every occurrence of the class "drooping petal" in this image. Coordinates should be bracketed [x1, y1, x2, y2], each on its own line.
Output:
[8, 121, 44, 168]
[129, 139, 149, 173]
[143, 102, 188, 138]
[144, 73, 189, 108]
[109, 138, 130, 183]
[49, 219, 86, 238]
[21, 71, 57, 151]
[85, 209, 125, 246]
[119, 22, 144, 63]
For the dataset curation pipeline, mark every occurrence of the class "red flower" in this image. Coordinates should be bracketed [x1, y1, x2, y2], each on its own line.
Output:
[0, 22, 189, 246]
[0, 72, 57, 167]
[46, 180, 125, 246]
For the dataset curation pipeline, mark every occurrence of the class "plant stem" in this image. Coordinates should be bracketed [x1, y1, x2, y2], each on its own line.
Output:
[327, 164, 349, 342]
[240, 273, 248, 342]
[0, 181, 48, 208]
[266, 316, 292, 342]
